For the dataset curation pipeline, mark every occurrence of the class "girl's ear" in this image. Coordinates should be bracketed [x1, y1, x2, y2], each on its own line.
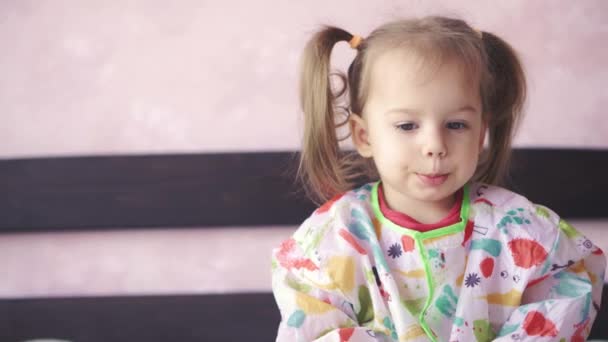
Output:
[350, 114, 373, 158]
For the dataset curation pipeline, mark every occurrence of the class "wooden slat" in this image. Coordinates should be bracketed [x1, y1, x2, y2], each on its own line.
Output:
[0, 293, 280, 342]
[1, 290, 606, 341]
[0, 149, 606, 232]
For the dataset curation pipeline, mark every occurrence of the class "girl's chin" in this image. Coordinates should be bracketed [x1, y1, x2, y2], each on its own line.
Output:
[409, 183, 456, 200]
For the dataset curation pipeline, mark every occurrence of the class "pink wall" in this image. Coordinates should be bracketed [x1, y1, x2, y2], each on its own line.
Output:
[0, 1, 607, 159]
[0, 227, 293, 298]
[0, 1, 606, 298]
[0, 222, 606, 298]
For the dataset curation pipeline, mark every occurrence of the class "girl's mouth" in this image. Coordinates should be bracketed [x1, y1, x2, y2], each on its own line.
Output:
[417, 173, 449, 186]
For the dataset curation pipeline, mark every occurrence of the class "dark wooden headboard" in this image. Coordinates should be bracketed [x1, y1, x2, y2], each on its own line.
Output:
[1, 149, 606, 341]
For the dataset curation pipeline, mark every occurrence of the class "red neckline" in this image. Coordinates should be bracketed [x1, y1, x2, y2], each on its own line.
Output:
[378, 183, 463, 232]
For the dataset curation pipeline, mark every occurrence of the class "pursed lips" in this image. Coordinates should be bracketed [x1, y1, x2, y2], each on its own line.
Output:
[416, 172, 449, 177]
[416, 173, 450, 186]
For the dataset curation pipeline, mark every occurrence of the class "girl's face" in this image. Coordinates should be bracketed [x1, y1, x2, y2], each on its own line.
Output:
[350, 50, 486, 219]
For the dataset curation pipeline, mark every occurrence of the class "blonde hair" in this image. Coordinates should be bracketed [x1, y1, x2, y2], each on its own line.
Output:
[297, 16, 527, 204]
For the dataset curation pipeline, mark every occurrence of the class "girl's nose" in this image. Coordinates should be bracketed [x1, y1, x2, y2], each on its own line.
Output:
[422, 129, 447, 158]
[427, 149, 446, 158]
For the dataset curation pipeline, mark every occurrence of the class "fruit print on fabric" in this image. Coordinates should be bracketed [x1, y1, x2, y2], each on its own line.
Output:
[338, 327, 355, 341]
[339, 228, 367, 255]
[435, 285, 459, 318]
[355, 183, 373, 201]
[372, 217, 382, 240]
[326, 256, 356, 293]
[523, 311, 558, 337]
[449, 317, 468, 341]
[497, 208, 531, 233]
[473, 319, 496, 342]
[558, 218, 581, 238]
[401, 235, 416, 252]
[349, 208, 389, 271]
[481, 288, 522, 306]
[348, 212, 373, 241]
[382, 317, 398, 340]
[356, 285, 374, 324]
[272, 182, 606, 341]
[428, 248, 446, 269]
[480, 257, 494, 278]
[462, 220, 475, 246]
[400, 324, 427, 340]
[300, 218, 333, 256]
[296, 292, 334, 314]
[276, 238, 318, 271]
[316, 193, 344, 214]
[470, 238, 502, 257]
[535, 205, 551, 220]
[286, 276, 311, 294]
[552, 271, 592, 298]
[508, 238, 548, 269]
[287, 310, 306, 328]
[571, 318, 591, 342]
[393, 268, 426, 279]
[402, 297, 427, 316]
[498, 322, 519, 337]
[551, 272, 593, 324]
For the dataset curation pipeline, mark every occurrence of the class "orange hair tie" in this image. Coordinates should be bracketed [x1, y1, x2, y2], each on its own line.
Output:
[349, 35, 363, 49]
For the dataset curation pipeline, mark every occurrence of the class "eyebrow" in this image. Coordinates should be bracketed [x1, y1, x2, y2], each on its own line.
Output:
[385, 105, 478, 115]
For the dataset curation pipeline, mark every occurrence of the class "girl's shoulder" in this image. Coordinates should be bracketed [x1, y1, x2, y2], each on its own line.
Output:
[286, 183, 376, 260]
[300, 182, 375, 225]
[467, 182, 604, 278]
[469, 182, 544, 213]
[468, 182, 566, 243]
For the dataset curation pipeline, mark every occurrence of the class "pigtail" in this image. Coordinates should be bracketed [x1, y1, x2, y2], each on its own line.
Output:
[476, 31, 527, 185]
[297, 26, 358, 204]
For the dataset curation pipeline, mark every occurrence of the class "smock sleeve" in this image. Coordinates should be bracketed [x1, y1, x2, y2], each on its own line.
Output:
[494, 213, 606, 341]
[271, 214, 388, 341]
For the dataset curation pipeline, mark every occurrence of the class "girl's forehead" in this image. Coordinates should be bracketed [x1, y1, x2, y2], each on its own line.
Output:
[370, 49, 472, 87]
[371, 50, 426, 76]
[363, 50, 482, 115]
[375, 53, 476, 90]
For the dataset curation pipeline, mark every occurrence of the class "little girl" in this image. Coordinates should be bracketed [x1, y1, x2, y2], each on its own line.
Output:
[271, 16, 605, 342]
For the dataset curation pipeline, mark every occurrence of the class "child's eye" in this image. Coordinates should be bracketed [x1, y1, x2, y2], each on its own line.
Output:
[446, 122, 468, 130]
[396, 123, 417, 131]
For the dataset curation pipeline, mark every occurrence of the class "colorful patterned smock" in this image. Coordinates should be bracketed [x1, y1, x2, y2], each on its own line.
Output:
[271, 182, 606, 341]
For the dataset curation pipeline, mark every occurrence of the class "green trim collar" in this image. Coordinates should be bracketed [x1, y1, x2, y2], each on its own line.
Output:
[370, 181, 470, 239]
